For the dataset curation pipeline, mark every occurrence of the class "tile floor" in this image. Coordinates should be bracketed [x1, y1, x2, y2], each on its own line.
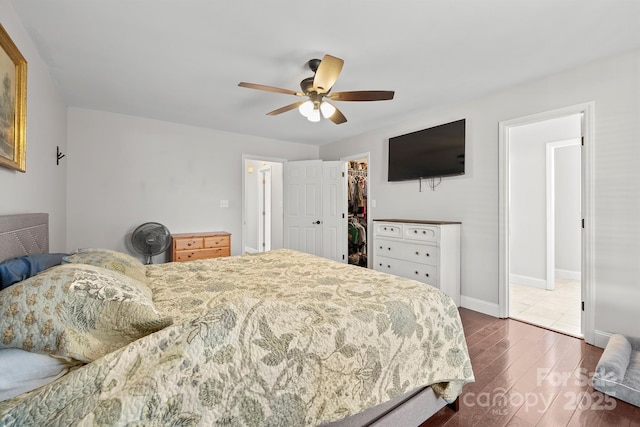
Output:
[509, 278, 582, 337]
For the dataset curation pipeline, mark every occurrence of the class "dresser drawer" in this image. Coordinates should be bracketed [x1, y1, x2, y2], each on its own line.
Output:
[174, 247, 230, 262]
[171, 232, 231, 262]
[374, 222, 403, 238]
[404, 225, 439, 243]
[372, 220, 460, 306]
[375, 238, 439, 266]
[174, 238, 203, 250]
[374, 256, 439, 287]
[205, 235, 230, 248]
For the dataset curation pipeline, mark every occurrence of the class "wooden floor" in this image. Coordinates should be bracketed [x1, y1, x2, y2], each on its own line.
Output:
[421, 308, 640, 426]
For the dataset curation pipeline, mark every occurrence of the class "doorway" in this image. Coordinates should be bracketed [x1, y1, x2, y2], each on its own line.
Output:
[242, 156, 284, 254]
[343, 154, 369, 268]
[508, 125, 581, 336]
[499, 103, 595, 344]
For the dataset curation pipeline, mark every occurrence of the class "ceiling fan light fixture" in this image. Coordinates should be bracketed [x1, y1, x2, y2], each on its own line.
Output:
[298, 100, 314, 117]
[238, 54, 394, 125]
[320, 101, 336, 119]
[307, 108, 321, 122]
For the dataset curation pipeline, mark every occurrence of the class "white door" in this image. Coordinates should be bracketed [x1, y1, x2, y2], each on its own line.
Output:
[284, 160, 345, 261]
[284, 160, 323, 255]
[322, 161, 346, 263]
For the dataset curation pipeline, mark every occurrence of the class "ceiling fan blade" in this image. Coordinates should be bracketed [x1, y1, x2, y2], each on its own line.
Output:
[328, 90, 395, 102]
[327, 106, 347, 124]
[238, 82, 303, 96]
[313, 54, 344, 94]
[266, 101, 306, 116]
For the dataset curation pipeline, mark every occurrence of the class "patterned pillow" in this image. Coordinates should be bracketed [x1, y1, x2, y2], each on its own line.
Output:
[0, 264, 172, 363]
[63, 248, 148, 285]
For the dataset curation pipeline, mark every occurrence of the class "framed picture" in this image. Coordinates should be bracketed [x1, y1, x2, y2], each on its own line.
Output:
[0, 23, 27, 172]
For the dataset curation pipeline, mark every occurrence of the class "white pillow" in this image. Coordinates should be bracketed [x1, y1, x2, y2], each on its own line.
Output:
[0, 348, 82, 401]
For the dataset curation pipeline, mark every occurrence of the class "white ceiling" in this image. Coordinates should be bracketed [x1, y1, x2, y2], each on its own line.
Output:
[10, 0, 640, 146]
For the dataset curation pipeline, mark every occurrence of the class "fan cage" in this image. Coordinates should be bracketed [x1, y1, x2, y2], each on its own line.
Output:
[131, 222, 171, 264]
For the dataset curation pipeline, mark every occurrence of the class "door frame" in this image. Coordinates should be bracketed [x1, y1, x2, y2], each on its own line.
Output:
[498, 102, 595, 344]
[340, 152, 371, 268]
[241, 154, 285, 255]
[258, 165, 272, 252]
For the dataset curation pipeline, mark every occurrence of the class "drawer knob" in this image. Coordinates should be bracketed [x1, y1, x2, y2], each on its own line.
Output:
[388, 247, 391, 251]
[425, 273, 430, 277]
[414, 230, 417, 234]
[415, 271, 419, 275]
[380, 246, 383, 249]
[423, 231, 426, 234]
[415, 251, 419, 255]
[387, 265, 390, 269]
[384, 227, 387, 230]
[379, 263, 382, 266]
[426, 253, 430, 257]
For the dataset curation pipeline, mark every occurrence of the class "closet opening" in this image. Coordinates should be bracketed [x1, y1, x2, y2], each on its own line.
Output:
[346, 157, 368, 267]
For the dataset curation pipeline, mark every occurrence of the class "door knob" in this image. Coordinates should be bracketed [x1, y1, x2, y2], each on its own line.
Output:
[312, 220, 321, 224]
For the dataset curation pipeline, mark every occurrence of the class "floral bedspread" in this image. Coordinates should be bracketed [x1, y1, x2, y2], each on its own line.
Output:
[0, 249, 473, 426]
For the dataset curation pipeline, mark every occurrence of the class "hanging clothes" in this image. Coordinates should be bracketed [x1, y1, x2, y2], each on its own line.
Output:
[347, 163, 368, 267]
[348, 221, 359, 245]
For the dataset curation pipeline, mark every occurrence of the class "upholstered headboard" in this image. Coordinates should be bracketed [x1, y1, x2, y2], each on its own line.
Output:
[0, 213, 49, 263]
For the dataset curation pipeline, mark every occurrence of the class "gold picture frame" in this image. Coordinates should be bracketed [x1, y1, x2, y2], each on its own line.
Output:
[0, 23, 27, 172]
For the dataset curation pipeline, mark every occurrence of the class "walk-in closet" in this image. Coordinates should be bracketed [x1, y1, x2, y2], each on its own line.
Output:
[347, 160, 368, 267]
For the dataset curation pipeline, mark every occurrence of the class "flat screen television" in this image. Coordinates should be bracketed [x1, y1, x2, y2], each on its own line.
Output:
[388, 119, 466, 181]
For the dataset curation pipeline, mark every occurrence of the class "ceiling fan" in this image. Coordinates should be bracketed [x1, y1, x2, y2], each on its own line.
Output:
[238, 54, 394, 124]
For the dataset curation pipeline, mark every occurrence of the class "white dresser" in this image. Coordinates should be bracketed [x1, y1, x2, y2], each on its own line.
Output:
[373, 219, 461, 306]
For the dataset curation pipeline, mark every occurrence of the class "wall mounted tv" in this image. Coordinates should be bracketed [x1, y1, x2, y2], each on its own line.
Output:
[388, 119, 466, 182]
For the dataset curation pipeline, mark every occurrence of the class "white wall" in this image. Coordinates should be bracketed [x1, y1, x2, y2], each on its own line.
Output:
[320, 49, 640, 339]
[66, 108, 317, 258]
[0, 0, 68, 251]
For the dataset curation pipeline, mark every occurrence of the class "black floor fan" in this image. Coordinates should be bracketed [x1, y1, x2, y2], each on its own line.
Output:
[131, 222, 171, 264]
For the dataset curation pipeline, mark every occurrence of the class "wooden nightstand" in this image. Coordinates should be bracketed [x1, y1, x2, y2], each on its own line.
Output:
[171, 232, 231, 262]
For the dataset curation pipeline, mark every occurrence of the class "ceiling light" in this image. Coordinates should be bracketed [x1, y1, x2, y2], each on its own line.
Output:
[320, 101, 336, 119]
[307, 108, 321, 122]
[298, 100, 314, 117]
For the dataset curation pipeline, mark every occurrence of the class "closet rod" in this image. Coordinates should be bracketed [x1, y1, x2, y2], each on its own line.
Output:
[348, 169, 368, 177]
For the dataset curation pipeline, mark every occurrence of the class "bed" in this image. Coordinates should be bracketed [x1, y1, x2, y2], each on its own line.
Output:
[0, 213, 474, 426]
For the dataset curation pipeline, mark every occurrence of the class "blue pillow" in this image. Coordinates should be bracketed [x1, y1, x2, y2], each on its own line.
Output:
[0, 253, 69, 290]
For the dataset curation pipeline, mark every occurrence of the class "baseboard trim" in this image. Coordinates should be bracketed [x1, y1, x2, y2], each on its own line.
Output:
[594, 330, 612, 349]
[460, 296, 500, 318]
[244, 247, 259, 254]
[510, 274, 547, 289]
[555, 269, 581, 281]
